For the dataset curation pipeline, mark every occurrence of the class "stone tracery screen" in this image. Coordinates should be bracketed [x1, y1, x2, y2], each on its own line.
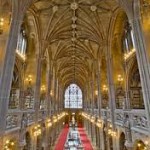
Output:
[64, 84, 82, 109]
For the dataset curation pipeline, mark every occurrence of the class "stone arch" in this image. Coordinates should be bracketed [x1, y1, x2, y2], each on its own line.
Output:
[133, 139, 146, 150]
[127, 58, 144, 109]
[107, 8, 129, 109]
[103, 124, 107, 150]
[138, 0, 150, 60]
[22, 10, 42, 109]
[9, 63, 22, 109]
[119, 132, 127, 150]
[109, 134, 113, 150]
[23, 132, 32, 150]
[37, 134, 42, 150]
[41, 122, 46, 149]
[40, 53, 49, 110]
[64, 83, 83, 109]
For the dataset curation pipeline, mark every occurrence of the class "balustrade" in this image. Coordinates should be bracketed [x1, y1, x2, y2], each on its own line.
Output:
[83, 108, 148, 137]
[115, 109, 148, 132]
[6, 109, 35, 130]
[6, 114, 20, 129]
[26, 110, 35, 124]
[38, 110, 47, 120]
[115, 109, 124, 125]
[129, 110, 148, 129]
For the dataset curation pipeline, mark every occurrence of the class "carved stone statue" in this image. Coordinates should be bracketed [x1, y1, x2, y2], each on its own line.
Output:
[19, 113, 28, 147]
[21, 113, 28, 129]
[123, 115, 132, 142]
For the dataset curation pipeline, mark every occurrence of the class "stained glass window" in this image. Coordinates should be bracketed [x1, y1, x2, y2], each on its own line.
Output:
[122, 21, 134, 53]
[16, 26, 27, 59]
[64, 84, 82, 109]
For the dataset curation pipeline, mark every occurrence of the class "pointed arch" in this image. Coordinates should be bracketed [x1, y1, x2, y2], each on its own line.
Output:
[64, 83, 83, 109]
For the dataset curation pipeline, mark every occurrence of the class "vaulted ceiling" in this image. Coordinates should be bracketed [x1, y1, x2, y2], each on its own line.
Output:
[27, 0, 118, 89]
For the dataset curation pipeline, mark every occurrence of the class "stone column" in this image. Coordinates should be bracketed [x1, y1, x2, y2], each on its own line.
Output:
[57, 82, 61, 113]
[46, 70, 52, 117]
[89, 80, 94, 140]
[19, 62, 27, 110]
[105, 44, 117, 150]
[0, 0, 32, 138]
[88, 80, 92, 115]
[124, 59, 131, 110]
[85, 86, 88, 112]
[96, 61, 105, 150]
[96, 126, 100, 149]
[44, 69, 52, 150]
[91, 71, 97, 144]
[34, 56, 42, 121]
[59, 86, 63, 111]
[130, 9, 150, 133]
[88, 81, 91, 114]
[105, 44, 116, 127]
[91, 81, 94, 115]
[42, 127, 51, 150]
[55, 78, 59, 112]
[85, 84, 89, 113]
[59, 84, 63, 111]
[34, 40, 48, 121]
[52, 67, 57, 114]
[96, 60, 102, 117]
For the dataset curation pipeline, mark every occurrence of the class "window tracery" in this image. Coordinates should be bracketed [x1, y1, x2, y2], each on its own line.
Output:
[64, 84, 82, 109]
[123, 21, 136, 60]
[16, 25, 27, 60]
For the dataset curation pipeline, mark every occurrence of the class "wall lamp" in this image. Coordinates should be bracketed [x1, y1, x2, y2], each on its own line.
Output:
[4, 139, 15, 150]
[0, 18, 4, 34]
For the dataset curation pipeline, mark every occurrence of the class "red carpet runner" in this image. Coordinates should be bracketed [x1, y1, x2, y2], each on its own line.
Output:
[78, 127, 94, 150]
[54, 125, 69, 150]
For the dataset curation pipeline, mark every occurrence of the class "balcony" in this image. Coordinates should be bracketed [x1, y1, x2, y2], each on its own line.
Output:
[84, 108, 149, 136]
[6, 109, 35, 131]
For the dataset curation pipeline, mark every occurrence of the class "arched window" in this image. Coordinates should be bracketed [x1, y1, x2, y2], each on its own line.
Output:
[64, 84, 82, 109]
[16, 26, 27, 59]
[123, 22, 134, 52]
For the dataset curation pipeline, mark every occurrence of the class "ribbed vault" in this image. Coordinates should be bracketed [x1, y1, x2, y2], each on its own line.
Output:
[29, 0, 117, 88]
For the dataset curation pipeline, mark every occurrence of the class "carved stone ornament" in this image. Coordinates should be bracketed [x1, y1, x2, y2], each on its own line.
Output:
[90, 5, 97, 12]
[70, 2, 78, 10]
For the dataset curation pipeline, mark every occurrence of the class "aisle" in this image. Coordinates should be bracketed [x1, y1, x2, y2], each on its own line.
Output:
[54, 125, 69, 150]
[78, 127, 93, 150]
[54, 126, 93, 150]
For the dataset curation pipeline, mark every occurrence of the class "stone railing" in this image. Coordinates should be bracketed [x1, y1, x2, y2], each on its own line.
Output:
[100, 108, 149, 134]
[94, 109, 98, 116]
[115, 109, 124, 126]
[6, 109, 21, 130]
[101, 109, 111, 120]
[83, 108, 148, 135]
[38, 109, 47, 120]
[128, 109, 148, 129]
[101, 109, 107, 118]
[114, 109, 148, 133]
[25, 109, 35, 124]
[6, 109, 35, 130]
